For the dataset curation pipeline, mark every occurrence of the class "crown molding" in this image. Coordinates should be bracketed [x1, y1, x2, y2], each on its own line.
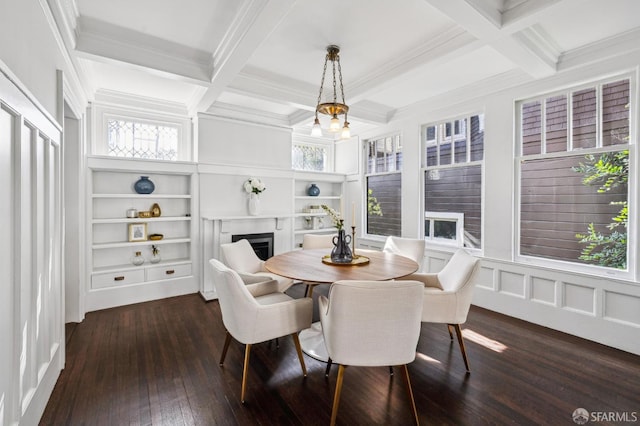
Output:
[93, 89, 190, 117]
[204, 101, 291, 128]
[559, 27, 640, 72]
[511, 25, 560, 70]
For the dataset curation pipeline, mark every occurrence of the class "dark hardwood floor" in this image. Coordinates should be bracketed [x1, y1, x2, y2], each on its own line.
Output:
[42, 284, 640, 425]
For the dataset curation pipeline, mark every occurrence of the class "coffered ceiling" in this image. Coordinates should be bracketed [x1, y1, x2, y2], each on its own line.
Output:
[48, 0, 640, 137]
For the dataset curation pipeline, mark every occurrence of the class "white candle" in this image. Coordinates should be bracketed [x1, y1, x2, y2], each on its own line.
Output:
[339, 198, 343, 220]
[351, 202, 355, 225]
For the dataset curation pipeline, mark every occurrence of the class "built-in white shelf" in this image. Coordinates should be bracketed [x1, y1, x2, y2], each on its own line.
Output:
[92, 194, 191, 199]
[92, 237, 191, 250]
[294, 195, 341, 200]
[92, 258, 191, 274]
[294, 228, 336, 235]
[92, 216, 191, 224]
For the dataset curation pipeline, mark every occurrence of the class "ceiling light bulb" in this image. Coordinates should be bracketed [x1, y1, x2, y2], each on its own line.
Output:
[311, 117, 322, 137]
[340, 121, 350, 139]
[329, 114, 341, 132]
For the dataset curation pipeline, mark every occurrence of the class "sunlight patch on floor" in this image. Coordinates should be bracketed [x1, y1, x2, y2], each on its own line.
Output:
[416, 352, 442, 364]
[462, 329, 508, 353]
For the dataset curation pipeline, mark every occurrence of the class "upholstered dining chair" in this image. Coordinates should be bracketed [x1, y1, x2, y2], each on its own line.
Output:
[382, 236, 426, 270]
[209, 259, 312, 403]
[319, 280, 424, 426]
[399, 248, 479, 372]
[220, 239, 293, 292]
[301, 233, 335, 297]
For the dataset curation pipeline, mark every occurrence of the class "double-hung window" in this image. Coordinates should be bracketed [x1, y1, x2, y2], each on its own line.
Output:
[365, 134, 402, 237]
[422, 114, 484, 248]
[517, 76, 631, 273]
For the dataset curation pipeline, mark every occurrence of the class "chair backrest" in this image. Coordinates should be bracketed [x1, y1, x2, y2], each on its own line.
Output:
[320, 280, 423, 366]
[220, 239, 263, 274]
[383, 236, 425, 269]
[437, 249, 479, 292]
[302, 234, 334, 249]
[209, 258, 259, 343]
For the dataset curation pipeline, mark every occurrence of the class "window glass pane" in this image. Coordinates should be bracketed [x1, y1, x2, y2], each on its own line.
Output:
[545, 95, 567, 153]
[520, 151, 628, 269]
[426, 145, 437, 167]
[292, 144, 326, 171]
[470, 114, 484, 161]
[602, 79, 630, 146]
[522, 101, 542, 155]
[572, 88, 597, 149]
[385, 137, 395, 171]
[440, 141, 452, 165]
[107, 119, 178, 160]
[426, 125, 436, 142]
[454, 118, 467, 163]
[424, 220, 431, 238]
[395, 136, 403, 170]
[434, 220, 457, 240]
[367, 142, 376, 174]
[424, 166, 482, 248]
[376, 139, 386, 172]
[366, 174, 401, 237]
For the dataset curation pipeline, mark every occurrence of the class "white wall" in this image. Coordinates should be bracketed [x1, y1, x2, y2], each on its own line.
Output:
[355, 49, 640, 355]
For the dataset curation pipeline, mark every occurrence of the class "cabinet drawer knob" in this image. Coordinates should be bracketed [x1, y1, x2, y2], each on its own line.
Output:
[114, 276, 125, 281]
[165, 270, 175, 275]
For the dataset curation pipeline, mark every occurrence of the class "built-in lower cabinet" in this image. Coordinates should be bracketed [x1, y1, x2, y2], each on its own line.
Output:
[87, 156, 199, 311]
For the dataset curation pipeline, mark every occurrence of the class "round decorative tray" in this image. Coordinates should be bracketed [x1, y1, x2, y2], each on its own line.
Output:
[148, 233, 164, 240]
[322, 254, 370, 266]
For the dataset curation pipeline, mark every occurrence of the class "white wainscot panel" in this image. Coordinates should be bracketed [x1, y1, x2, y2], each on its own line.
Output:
[426, 255, 448, 273]
[531, 276, 556, 306]
[604, 291, 640, 326]
[498, 271, 525, 297]
[562, 282, 595, 315]
[476, 266, 495, 290]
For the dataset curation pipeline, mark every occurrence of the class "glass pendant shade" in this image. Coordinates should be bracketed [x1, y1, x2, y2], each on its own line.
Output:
[341, 122, 351, 139]
[311, 118, 322, 136]
[329, 115, 341, 132]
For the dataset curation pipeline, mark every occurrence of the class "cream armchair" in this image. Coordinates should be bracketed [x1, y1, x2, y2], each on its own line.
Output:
[209, 259, 312, 403]
[400, 248, 479, 372]
[220, 239, 293, 292]
[383, 236, 425, 270]
[301, 234, 335, 297]
[319, 280, 424, 426]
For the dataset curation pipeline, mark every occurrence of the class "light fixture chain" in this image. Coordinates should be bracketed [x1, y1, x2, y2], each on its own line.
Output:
[316, 55, 329, 112]
[332, 55, 338, 104]
[337, 57, 346, 107]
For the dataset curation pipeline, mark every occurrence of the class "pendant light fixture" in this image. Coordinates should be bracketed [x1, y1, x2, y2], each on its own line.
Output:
[311, 45, 350, 139]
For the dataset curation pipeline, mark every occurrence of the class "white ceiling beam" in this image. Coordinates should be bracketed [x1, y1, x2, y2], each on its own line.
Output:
[194, 0, 297, 112]
[75, 16, 213, 85]
[423, 0, 558, 78]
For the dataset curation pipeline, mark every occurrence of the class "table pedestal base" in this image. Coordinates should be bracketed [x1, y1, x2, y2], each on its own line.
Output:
[298, 321, 328, 362]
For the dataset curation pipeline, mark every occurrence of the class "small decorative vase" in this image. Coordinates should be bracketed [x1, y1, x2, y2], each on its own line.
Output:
[134, 176, 155, 194]
[150, 246, 161, 264]
[150, 203, 161, 217]
[131, 251, 145, 266]
[248, 192, 260, 216]
[331, 229, 353, 264]
[307, 183, 320, 196]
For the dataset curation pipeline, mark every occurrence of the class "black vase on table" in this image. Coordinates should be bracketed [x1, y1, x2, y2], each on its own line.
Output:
[331, 229, 353, 263]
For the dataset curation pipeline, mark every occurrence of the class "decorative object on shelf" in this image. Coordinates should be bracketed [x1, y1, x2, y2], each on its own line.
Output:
[307, 183, 320, 196]
[138, 211, 152, 218]
[128, 223, 147, 242]
[131, 251, 145, 266]
[322, 205, 343, 230]
[148, 233, 164, 240]
[304, 216, 313, 229]
[313, 216, 324, 230]
[150, 203, 161, 217]
[311, 45, 351, 140]
[330, 222, 353, 264]
[133, 176, 155, 194]
[302, 205, 324, 213]
[248, 192, 260, 216]
[126, 208, 138, 218]
[244, 177, 265, 216]
[150, 245, 161, 263]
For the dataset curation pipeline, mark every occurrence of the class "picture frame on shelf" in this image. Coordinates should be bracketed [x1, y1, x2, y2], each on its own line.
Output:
[128, 223, 148, 242]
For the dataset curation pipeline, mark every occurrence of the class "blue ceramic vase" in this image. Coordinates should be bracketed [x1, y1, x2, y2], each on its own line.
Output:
[307, 183, 320, 196]
[134, 176, 155, 194]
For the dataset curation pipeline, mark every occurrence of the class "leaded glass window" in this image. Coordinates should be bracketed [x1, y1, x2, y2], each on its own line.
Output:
[107, 119, 179, 161]
[292, 143, 327, 171]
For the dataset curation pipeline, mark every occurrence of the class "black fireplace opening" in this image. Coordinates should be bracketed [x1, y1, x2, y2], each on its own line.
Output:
[232, 232, 274, 260]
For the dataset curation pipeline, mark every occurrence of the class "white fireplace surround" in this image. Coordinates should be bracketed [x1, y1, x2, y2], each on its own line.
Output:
[201, 215, 291, 300]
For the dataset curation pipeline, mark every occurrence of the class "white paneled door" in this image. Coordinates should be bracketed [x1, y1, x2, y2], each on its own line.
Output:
[0, 67, 63, 425]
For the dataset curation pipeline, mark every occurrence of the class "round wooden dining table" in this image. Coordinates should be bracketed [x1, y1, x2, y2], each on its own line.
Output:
[265, 248, 419, 361]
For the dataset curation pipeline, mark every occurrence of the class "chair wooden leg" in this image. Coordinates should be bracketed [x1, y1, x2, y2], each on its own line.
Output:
[453, 324, 470, 372]
[219, 331, 232, 365]
[241, 344, 252, 403]
[447, 324, 454, 340]
[307, 284, 314, 299]
[401, 365, 420, 426]
[325, 358, 333, 378]
[330, 365, 346, 426]
[291, 333, 307, 377]
[389, 366, 394, 376]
